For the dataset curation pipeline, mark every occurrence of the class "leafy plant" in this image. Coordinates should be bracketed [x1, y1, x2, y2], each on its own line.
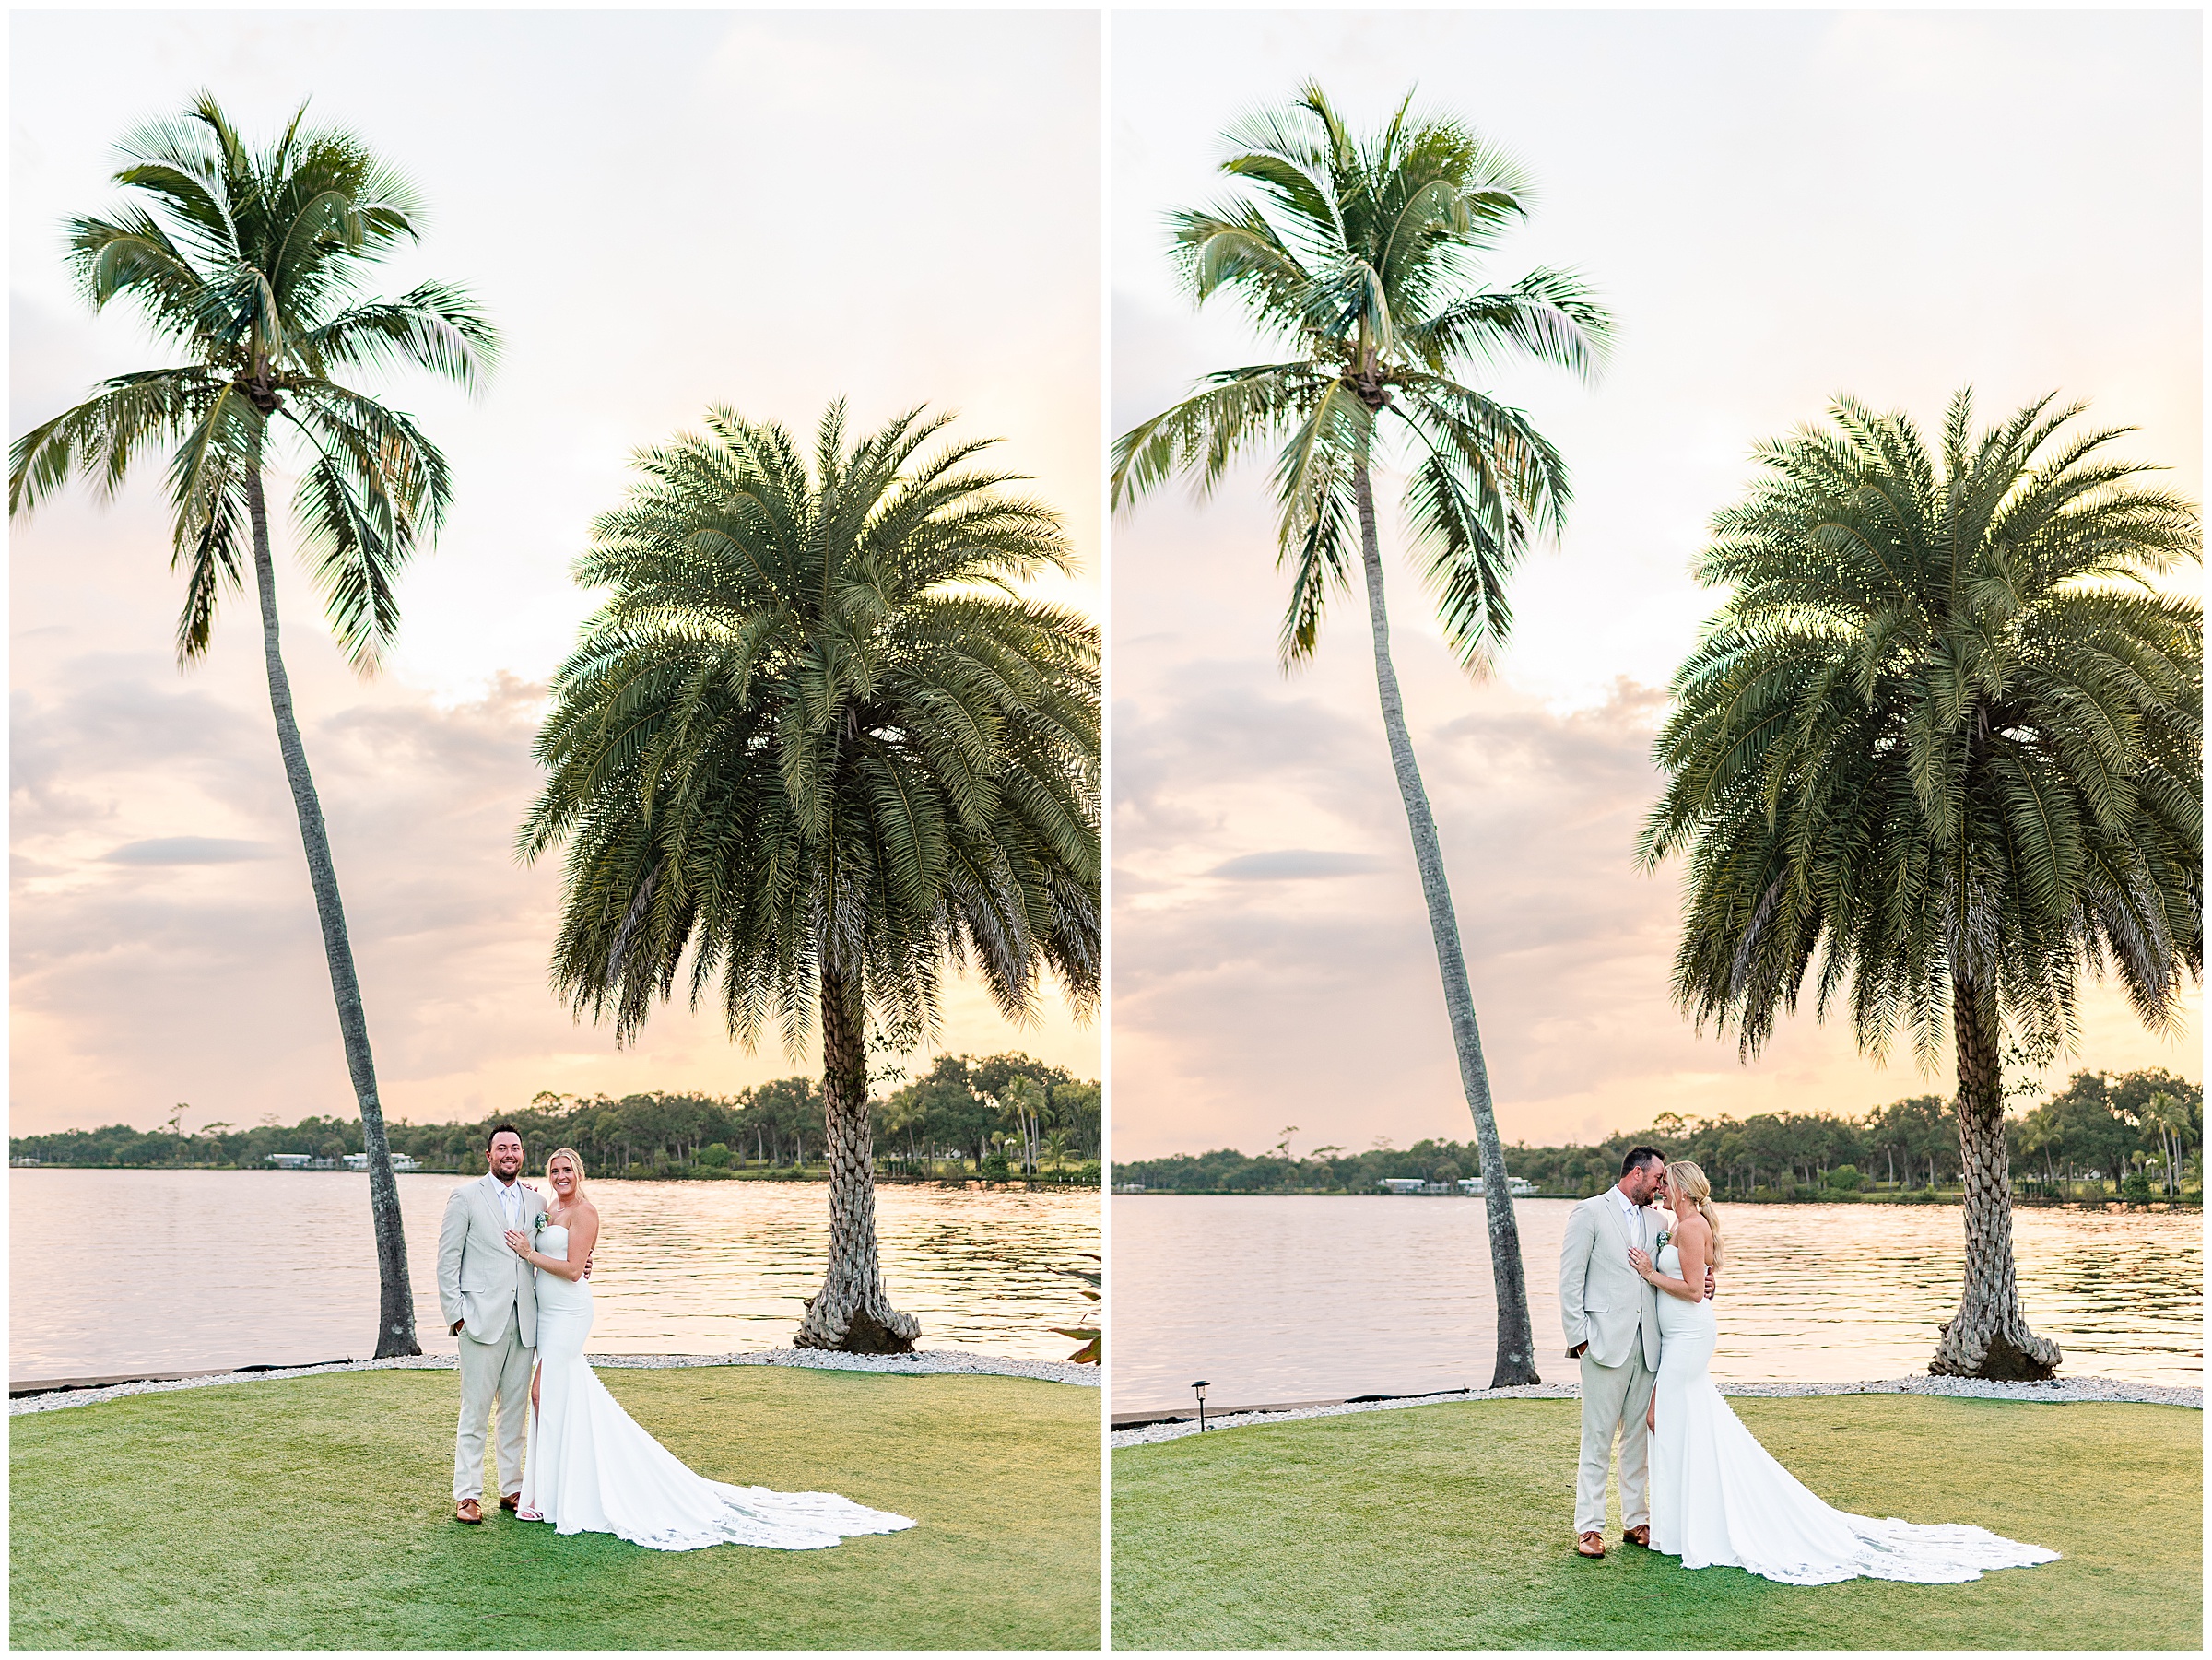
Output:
[1111, 83, 1611, 1389]
[8, 93, 497, 1358]
[521, 403, 1101, 1351]
[1641, 389, 2200, 1377]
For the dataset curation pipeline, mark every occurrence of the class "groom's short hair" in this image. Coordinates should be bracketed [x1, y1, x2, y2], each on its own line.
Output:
[487, 1124, 522, 1149]
[1621, 1146, 1665, 1177]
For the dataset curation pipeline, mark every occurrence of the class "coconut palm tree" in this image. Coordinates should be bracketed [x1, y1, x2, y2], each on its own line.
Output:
[2141, 1090, 2193, 1198]
[1640, 389, 2201, 1378]
[520, 402, 1100, 1351]
[9, 93, 498, 1359]
[999, 1076, 1045, 1175]
[1111, 84, 1611, 1387]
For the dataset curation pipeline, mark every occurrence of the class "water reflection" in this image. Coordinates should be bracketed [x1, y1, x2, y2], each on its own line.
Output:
[9, 1170, 1100, 1378]
[1112, 1196, 2200, 1412]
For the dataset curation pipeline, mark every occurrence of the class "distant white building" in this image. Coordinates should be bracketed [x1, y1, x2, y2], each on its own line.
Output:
[266, 1153, 312, 1169]
[1457, 1175, 1536, 1197]
[343, 1151, 422, 1172]
[1378, 1177, 1426, 1194]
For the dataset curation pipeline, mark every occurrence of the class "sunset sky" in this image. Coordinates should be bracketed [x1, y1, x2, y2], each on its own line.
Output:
[8, 8, 2203, 1156]
[9, 9, 1102, 1136]
[1109, 9, 2202, 1159]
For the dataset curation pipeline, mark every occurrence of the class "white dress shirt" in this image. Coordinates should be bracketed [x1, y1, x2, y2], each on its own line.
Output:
[1612, 1183, 1648, 1247]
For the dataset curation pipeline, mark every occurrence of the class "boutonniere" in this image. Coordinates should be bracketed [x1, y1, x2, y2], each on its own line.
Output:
[1655, 1229, 1672, 1251]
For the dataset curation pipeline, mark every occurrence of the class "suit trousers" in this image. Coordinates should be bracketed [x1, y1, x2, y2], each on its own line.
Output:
[453, 1310, 534, 1501]
[1575, 1347, 1657, 1536]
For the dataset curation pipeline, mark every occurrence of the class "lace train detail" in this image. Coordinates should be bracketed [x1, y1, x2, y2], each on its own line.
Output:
[1649, 1243, 2056, 1586]
[523, 1349, 917, 1551]
[1658, 1370, 2058, 1584]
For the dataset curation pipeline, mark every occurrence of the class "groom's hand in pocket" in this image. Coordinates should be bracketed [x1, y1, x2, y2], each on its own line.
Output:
[451, 1319, 465, 1336]
[1568, 1342, 1586, 1360]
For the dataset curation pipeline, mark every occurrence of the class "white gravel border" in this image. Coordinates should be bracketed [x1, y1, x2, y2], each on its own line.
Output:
[1112, 1374, 2201, 1448]
[727, 1348, 1098, 1386]
[10, 1348, 1096, 1416]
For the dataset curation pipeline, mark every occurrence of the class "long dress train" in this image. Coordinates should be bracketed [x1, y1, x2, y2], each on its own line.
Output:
[519, 1225, 917, 1551]
[1648, 1242, 2058, 1585]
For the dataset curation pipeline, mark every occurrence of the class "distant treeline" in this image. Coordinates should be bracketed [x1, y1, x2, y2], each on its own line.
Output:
[1114, 1069, 2202, 1201]
[9, 1052, 1101, 1181]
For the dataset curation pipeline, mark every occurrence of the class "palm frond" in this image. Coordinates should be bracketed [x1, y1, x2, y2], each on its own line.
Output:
[1110, 363, 1322, 509]
[1115, 80, 1611, 674]
[15, 91, 491, 668]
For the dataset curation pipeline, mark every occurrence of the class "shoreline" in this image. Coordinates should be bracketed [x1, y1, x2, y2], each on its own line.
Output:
[11, 1348, 1100, 1416]
[1111, 1190, 2198, 1209]
[1111, 1373, 2202, 1447]
[7, 1164, 1102, 1192]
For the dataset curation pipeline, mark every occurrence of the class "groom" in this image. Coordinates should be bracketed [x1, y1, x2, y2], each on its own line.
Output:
[1557, 1146, 1705, 1560]
[436, 1125, 546, 1525]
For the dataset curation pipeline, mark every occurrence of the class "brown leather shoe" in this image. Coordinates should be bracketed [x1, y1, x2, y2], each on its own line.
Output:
[1623, 1524, 1651, 1548]
[454, 1499, 483, 1525]
[1576, 1530, 1606, 1558]
[499, 1492, 521, 1513]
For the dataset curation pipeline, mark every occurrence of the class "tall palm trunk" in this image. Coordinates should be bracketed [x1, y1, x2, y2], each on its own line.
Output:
[795, 961, 920, 1352]
[1931, 975, 2058, 1378]
[246, 470, 418, 1359]
[1353, 464, 1539, 1388]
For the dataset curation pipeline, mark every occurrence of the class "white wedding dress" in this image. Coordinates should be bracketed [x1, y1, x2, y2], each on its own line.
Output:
[1649, 1241, 2058, 1585]
[519, 1224, 918, 1551]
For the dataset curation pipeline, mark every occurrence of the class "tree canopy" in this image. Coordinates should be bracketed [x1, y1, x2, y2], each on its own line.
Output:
[9, 1053, 1100, 1176]
[1112, 1069, 2199, 1197]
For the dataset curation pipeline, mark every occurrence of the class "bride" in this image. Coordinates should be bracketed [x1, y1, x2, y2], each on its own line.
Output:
[1625, 1160, 2058, 1586]
[501, 1147, 917, 1551]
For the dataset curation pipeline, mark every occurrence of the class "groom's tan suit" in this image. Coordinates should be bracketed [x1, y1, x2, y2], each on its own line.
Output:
[1558, 1190, 1668, 1536]
[437, 1173, 546, 1501]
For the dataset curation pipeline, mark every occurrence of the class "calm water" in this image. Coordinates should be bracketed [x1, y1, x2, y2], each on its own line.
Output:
[1114, 1195, 2201, 1412]
[10, 1170, 1100, 1379]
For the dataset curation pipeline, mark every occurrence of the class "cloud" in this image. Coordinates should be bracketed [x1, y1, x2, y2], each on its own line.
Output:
[1206, 850, 1392, 881]
[8, 11, 1104, 1136]
[1106, 14, 2200, 1160]
[10, 649, 1100, 1134]
[101, 838, 277, 865]
[1107, 593, 2202, 1158]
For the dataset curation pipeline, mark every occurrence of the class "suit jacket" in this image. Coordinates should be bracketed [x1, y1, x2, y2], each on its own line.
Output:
[436, 1173, 546, 1347]
[1557, 1190, 1669, 1371]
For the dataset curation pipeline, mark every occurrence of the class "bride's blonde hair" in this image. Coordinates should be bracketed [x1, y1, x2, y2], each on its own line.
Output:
[1665, 1160, 1724, 1269]
[546, 1147, 588, 1203]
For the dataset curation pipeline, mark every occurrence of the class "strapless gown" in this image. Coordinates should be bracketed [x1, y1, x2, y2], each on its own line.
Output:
[519, 1224, 917, 1551]
[1649, 1242, 2059, 1585]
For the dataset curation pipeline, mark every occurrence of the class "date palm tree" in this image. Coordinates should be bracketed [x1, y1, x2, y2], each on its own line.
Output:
[1640, 389, 2201, 1378]
[521, 402, 1100, 1351]
[1111, 84, 1611, 1386]
[9, 94, 498, 1359]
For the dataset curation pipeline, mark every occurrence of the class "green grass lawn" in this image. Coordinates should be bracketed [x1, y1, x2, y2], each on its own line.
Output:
[11, 1365, 1100, 1650]
[1111, 1396, 2200, 1650]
